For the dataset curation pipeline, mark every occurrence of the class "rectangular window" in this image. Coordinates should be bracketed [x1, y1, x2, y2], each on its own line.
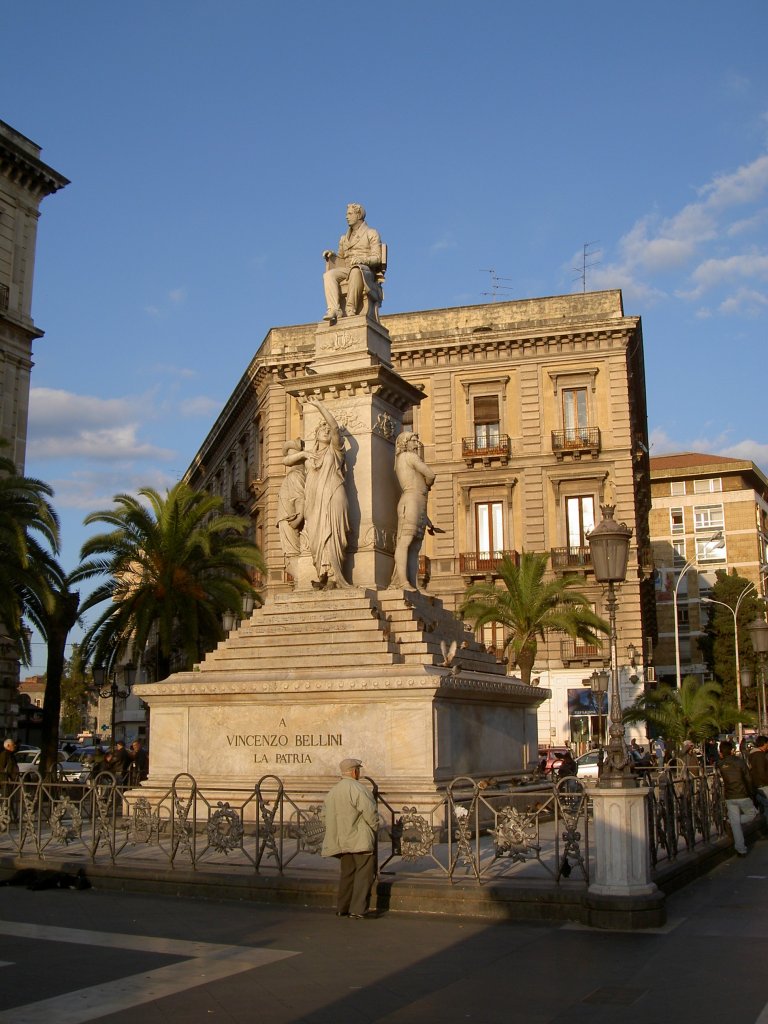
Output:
[696, 536, 726, 562]
[671, 481, 686, 496]
[693, 505, 724, 531]
[562, 388, 588, 444]
[672, 539, 686, 565]
[565, 495, 595, 550]
[473, 396, 500, 449]
[677, 606, 690, 627]
[693, 477, 722, 493]
[475, 501, 504, 556]
[670, 507, 684, 535]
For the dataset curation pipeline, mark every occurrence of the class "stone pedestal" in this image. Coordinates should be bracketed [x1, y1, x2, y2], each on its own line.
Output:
[589, 787, 656, 897]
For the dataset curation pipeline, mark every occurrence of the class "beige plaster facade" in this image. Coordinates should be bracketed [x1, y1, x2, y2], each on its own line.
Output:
[182, 289, 655, 755]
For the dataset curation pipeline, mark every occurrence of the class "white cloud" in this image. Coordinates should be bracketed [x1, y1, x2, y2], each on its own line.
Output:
[698, 154, 768, 209]
[46, 467, 179, 510]
[718, 287, 768, 316]
[28, 388, 174, 463]
[430, 235, 457, 255]
[168, 287, 187, 304]
[717, 439, 768, 475]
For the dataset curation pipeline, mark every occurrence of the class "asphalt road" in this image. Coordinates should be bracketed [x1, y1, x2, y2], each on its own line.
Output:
[1, 840, 768, 1024]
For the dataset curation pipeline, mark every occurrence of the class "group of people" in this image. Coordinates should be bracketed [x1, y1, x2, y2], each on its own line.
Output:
[718, 735, 768, 856]
[85, 739, 149, 785]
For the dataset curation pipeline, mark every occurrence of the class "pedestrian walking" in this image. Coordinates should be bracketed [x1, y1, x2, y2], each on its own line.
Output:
[748, 735, 768, 819]
[321, 758, 379, 919]
[653, 736, 666, 766]
[718, 740, 757, 856]
[127, 740, 149, 784]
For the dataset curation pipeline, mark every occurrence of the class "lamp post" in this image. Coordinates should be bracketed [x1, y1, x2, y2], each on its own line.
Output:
[673, 561, 697, 689]
[748, 616, 768, 733]
[587, 505, 634, 788]
[92, 664, 136, 745]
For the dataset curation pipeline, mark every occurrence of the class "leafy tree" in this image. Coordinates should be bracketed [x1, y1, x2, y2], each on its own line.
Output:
[622, 675, 755, 749]
[73, 483, 265, 680]
[459, 551, 608, 684]
[60, 643, 91, 736]
[698, 570, 764, 711]
[0, 450, 60, 651]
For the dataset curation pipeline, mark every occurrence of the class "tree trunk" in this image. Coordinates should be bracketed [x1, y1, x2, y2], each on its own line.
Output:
[40, 590, 79, 778]
[513, 643, 536, 686]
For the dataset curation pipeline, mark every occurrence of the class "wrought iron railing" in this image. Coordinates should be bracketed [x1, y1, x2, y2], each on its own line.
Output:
[559, 639, 605, 665]
[0, 771, 590, 886]
[550, 546, 592, 571]
[459, 550, 519, 576]
[642, 766, 726, 868]
[461, 435, 511, 461]
[551, 427, 600, 456]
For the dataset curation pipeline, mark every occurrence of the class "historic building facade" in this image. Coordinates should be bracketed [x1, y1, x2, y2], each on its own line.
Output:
[185, 289, 655, 750]
[0, 120, 68, 734]
[650, 452, 768, 684]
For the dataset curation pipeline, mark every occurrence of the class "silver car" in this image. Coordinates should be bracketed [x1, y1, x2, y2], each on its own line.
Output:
[15, 749, 89, 783]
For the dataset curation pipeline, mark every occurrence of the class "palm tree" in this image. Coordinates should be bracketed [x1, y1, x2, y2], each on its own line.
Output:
[73, 482, 266, 680]
[459, 551, 609, 684]
[622, 675, 754, 750]
[0, 451, 60, 647]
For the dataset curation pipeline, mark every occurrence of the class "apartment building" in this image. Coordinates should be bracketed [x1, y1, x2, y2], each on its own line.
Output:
[650, 452, 768, 683]
[185, 289, 655, 750]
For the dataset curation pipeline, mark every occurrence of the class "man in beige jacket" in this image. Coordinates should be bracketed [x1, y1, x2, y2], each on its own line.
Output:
[322, 757, 379, 918]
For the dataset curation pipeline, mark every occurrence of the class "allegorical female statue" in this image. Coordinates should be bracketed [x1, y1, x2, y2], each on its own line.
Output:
[302, 398, 351, 589]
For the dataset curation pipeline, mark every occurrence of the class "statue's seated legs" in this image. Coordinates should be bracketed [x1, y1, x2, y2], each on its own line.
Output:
[323, 262, 384, 322]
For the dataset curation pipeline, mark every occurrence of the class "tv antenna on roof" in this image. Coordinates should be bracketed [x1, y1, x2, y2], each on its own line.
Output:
[480, 269, 515, 302]
[573, 242, 601, 293]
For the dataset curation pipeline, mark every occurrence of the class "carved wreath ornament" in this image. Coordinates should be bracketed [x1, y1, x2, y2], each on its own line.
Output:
[394, 806, 436, 860]
[207, 802, 245, 854]
[488, 806, 539, 862]
[50, 797, 83, 845]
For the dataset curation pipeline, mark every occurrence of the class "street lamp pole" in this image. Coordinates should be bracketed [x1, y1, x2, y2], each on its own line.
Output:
[673, 561, 697, 689]
[92, 664, 136, 745]
[702, 585, 759, 743]
[587, 505, 635, 788]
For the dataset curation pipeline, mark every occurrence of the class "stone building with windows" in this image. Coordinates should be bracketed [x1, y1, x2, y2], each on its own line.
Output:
[649, 452, 768, 684]
[0, 121, 68, 736]
[185, 288, 655, 751]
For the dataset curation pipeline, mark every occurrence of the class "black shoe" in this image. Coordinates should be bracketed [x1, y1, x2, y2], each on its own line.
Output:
[335, 911, 349, 917]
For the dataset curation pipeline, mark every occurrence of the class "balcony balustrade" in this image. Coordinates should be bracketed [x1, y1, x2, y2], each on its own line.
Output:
[550, 546, 593, 572]
[551, 426, 600, 460]
[560, 639, 605, 666]
[461, 434, 511, 467]
[459, 550, 519, 580]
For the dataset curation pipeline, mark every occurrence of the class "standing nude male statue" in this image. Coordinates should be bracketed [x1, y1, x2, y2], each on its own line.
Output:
[389, 433, 436, 591]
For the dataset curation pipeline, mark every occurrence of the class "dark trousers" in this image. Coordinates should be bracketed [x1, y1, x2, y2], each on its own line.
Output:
[337, 852, 375, 916]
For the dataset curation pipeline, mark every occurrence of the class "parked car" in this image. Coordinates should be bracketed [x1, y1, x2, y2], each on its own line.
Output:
[15, 749, 89, 784]
[575, 749, 602, 779]
[538, 748, 569, 775]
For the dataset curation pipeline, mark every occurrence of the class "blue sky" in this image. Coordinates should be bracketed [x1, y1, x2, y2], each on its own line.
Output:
[3, 1, 767, 673]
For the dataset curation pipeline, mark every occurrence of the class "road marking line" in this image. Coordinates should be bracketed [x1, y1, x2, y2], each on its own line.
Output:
[0, 919, 298, 1024]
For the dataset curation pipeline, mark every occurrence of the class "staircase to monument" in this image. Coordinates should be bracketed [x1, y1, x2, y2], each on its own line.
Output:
[196, 588, 508, 678]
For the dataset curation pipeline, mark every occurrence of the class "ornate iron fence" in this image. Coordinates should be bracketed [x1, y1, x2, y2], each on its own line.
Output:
[643, 766, 726, 867]
[0, 771, 591, 886]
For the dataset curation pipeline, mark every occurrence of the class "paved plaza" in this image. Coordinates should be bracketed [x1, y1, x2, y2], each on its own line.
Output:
[0, 838, 767, 1024]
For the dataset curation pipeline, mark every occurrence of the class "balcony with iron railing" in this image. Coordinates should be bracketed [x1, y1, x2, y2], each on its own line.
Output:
[461, 434, 511, 467]
[459, 549, 519, 581]
[550, 546, 593, 573]
[560, 639, 606, 666]
[551, 426, 601, 460]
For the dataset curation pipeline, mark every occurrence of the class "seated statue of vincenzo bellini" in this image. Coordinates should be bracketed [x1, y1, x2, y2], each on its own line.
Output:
[322, 203, 383, 324]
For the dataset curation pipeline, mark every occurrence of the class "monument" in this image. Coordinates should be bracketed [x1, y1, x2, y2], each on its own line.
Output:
[135, 205, 548, 807]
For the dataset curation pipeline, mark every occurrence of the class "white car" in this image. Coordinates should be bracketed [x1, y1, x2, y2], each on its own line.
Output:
[574, 750, 602, 779]
[15, 750, 89, 784]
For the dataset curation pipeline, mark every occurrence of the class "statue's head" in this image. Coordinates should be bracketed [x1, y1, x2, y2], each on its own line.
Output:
[315, 423, 332, 445]
[396, 431, 418, 454]
[346, 203, 366, 225]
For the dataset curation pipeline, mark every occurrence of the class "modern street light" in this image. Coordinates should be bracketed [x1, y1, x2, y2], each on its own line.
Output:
[587, 505, 634, 788]
[748, 616, 768, 733]
[672, 532, 725, 688]
[92, 664, 136, 745]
